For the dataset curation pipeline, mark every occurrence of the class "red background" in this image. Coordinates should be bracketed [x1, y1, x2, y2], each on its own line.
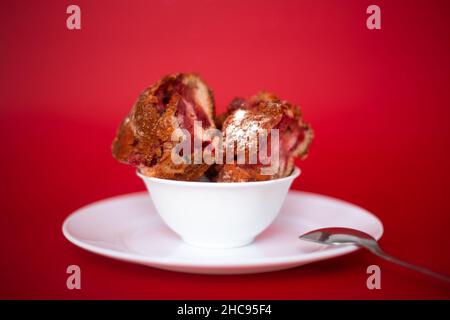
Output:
[1, 0, 449, 299]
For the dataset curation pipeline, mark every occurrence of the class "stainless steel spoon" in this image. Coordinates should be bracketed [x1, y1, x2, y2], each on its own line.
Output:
[299, 227, 450, 283]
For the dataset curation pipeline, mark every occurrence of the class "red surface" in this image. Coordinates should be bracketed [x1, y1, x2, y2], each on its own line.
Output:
[1, 0, 450, 299]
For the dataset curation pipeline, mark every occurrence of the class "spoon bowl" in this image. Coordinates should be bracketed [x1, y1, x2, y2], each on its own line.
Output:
[300, 227, 377, 246]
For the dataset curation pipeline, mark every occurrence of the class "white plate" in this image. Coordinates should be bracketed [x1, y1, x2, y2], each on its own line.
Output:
[62, 191, 383, 274]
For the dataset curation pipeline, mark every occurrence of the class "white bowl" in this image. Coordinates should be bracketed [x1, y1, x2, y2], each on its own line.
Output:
[137, 167, 300, 248]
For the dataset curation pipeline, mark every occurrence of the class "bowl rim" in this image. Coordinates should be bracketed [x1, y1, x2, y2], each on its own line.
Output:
[136, 167, 301, 188]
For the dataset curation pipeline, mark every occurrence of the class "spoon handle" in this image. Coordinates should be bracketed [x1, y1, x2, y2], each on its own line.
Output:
[368, 246, 450, 283]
